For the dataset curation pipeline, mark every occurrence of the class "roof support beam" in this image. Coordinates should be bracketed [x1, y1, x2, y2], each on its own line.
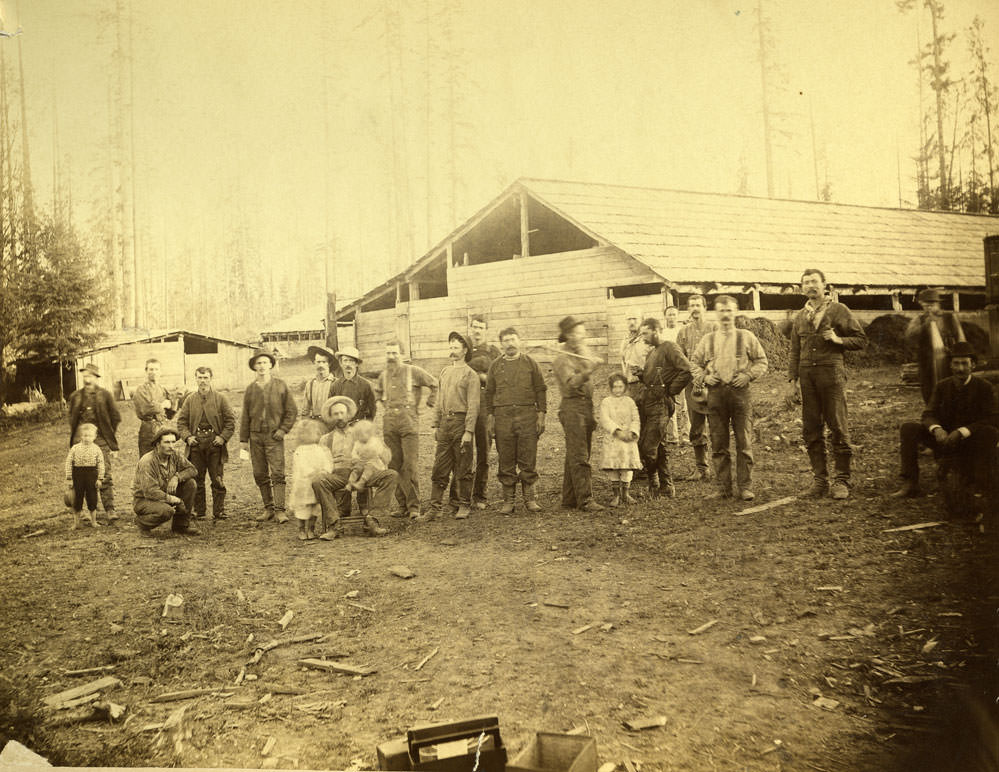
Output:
[519, 191, 530, 259]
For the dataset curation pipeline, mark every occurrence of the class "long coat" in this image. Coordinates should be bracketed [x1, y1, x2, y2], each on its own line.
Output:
[68, 386, 121, 450]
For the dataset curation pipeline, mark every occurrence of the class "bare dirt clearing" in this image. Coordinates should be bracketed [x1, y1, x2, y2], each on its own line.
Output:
[0, 366, 995, 771]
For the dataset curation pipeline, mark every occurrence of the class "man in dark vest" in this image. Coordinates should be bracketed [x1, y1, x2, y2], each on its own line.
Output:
[177, 366, 236, 520]
[67, 363, 121, 521]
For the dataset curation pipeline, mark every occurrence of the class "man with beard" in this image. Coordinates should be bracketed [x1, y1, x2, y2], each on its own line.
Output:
[312, 397, 394, 538]
[330, 347, 377, 424]
[177, 366, 236, 520]
[376, 339, 437, 519]
[675, 293, 717, 480]
[554, 316, 603, 512]
[300, 345, 339, 424]
[463, 315, 501, 509]
[788, 268, 868, 500]
[904, 288, 965, 405]
[239, 349, 298, 522]
[636, 318, 692, 498]
[485, 327, 547, 513]
[133, 427, 200, 536]
[424, 331, 480, 520]
[67, 363, 121, 521]
[133, 358, 171, 457]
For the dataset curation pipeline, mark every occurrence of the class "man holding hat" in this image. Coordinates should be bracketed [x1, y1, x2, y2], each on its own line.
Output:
[312, 395, 394, 537]
[892, 341, 997, 499]
[424, 331, 480, 520]
[329, 346, 377, 424]
[68, 363, 121, 521]
[553, 316, 603, 512]
[301, 345, 339, 423]
[239, 349, 298, 523]
[904, 288, 965, 404]
[132, 426, 200, 536]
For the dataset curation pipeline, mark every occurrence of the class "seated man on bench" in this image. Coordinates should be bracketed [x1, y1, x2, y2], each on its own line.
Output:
[892, 341, 998, 507]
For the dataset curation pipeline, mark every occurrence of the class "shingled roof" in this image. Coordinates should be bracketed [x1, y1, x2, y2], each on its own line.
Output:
[520, 178, 997, 288]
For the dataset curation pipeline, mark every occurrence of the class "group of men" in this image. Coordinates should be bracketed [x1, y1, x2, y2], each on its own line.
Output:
[64, 266, 996, 537]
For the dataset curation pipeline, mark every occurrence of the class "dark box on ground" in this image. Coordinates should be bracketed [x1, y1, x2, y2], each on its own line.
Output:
[507, 732, 598, 772]
[408, 716, 506, 771]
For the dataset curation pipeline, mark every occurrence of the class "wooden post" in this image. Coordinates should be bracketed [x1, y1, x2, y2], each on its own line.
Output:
[395, 282, 402, 305]
[463, 252, 469, 267]
[409, 282, 421, 301]
[750, 285, 761, 312]
[951, 291, 960, 312]
[519, 191, 530, 259]
[325, 292, 338, 351]
[890, 291, 902, 312]
[446, 242, 454, 268]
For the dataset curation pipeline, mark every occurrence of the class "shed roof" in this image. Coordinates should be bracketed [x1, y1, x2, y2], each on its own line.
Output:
[77, 329, 256, 356]
[260, 300, 358, 335]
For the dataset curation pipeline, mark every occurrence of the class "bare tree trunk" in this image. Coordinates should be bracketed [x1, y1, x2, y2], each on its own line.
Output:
[15, 20, 33, 235]
[928, 0, 949, 209]
[757, 0, 775, 199]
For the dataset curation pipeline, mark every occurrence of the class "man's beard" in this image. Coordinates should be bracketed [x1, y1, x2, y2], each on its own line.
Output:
[332, 420, 347, 429]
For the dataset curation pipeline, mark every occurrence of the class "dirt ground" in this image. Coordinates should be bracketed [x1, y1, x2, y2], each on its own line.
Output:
[0, 362, 996, 772]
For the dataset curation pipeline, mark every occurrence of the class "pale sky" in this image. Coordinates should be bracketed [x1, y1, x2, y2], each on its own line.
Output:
[8, 0, 999, 318]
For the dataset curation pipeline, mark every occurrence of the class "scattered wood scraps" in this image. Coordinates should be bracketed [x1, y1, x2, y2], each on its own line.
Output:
[414, 647, 439, 671]
[623, 715, 667, 731]
[688, 619, 718, 636]
[572, 624, 593, 635]
[278, 610, 294, 630]
[43, 676, 122, 709]
[543, 600, 570, 609]
[248, 632, 325, 665]
[882, 522, 946, 534]
[734, 495, 797, 516]
[150, 687, 231, 703]
[63, 665, 116, 677]
[298, 658, 376, 677]
[389, 565, 416, 579]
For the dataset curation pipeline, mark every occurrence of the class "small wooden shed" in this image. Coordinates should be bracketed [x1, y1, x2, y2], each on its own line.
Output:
[73, 329, 257, 396]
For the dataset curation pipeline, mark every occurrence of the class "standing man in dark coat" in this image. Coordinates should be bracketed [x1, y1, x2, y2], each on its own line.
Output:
[300, 345, 339, 424]
[788, 269, 868, 500]
[465, 315, 501, 509]
[330, 346, 377, 424]
[637, 317, 692, 498]
[892, 341, 997, 498]
[177, 366, 236, 520]
[239, 349, 297, 523]
[68, 363, 121, 521]
[904, 287, 965, 405]
[485, 327, 547, 514]
[553, 316, 603, 512]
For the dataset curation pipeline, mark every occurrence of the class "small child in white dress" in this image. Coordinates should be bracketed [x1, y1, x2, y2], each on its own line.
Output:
[599, 373, 642, 507]
[346, 420, 390, 494]
[289, 420, 333, 540]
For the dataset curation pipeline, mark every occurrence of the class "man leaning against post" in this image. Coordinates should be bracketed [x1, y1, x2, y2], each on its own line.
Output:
[240, 349, 297, 523]
[133, 427, 199, 537]
[177, 366, 235, 520]
[485, 327, 547, 514]
[788, 269, 868, 500]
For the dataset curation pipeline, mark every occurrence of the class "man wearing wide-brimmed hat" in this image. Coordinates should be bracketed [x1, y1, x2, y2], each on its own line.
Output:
[892, 341, 997, 502]
[239, 349, 298, 523]
[132, 426, 200, 536]
[301, 345, 340, 423]
[904, 287, 965, 405]
[329, 346, 377, 424]
[68, 362, 121, 521]
[311, 395, 394, 537]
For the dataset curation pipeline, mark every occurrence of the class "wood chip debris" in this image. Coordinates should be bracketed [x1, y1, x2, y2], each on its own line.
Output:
[43, 676, 122, 708]
[414, 647, 439, 671]
[734, 495, 796, 516]
[63, 665, 116, 677]
[278, 610, 294, 630]
[347, 601, 376, 613]
[597, 763, 617, 772]
[389, 565, 416, 579]
[812, 696, 840, 710]
[161, 594, 184, 618]
[261, 736, 276, 757]
[814, 586, 843, 592]
[150, 687, 228, 703]
[600, 623, 614, 632]
[882, 522, 946, 533]
[23, 529, 45, 538]
[623, 715, 667, 731]
[298, 658, 376, 677]
[429, 696, 445, 711]
[921, 638, 939, 655]
[687, 619, 718, 635]
[572, 625, 593, 635]
[543, 600, 570, 609]
[248, 632, 325, 665]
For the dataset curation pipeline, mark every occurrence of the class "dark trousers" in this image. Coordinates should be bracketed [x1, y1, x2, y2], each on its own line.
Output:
[639, 404, 672, 487]
[133, 478, 196, 531]
[706, 384, 754, 493]
[899, 422, 998, 490]
[72, 466, 99, 512]
[559, 397, 595, 507]
[383, 407, 422, 514]
[800, 364, 852, 484]
[683, 384, 710, 471]
[495, 405, 539, 489]
[250, 431, 286, 513]
[95, 436, 115, 512]
[431, 414, 473, 506]
[472, 407, 490, 502]
[138, 419, 160, 458]
[190, 437, 226, 516]
[312, 467, 398, 528]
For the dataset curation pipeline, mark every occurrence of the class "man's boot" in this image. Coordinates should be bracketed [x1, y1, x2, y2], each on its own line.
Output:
[273, 483, 288, 523]
[255, 485, 275, 521]
[891, 479, 921, 498]
[500, 485, 515, 514]
[212, 489, 226, 520]
[803, 477, 829, 498]
[609, 482, 621, 508]
[363, 515, 388, 536]
[522, 482, 541, 513]
[621, 481, 637, 505]
[416, 484, 444, 522]
[455, 503, 471, 519]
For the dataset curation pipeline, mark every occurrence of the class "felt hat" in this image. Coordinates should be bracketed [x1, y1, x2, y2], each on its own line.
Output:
[447, 330, 471, 351]
[336, 346, 362, 365]
[321, 395, 357, 424]
[306, 344, 338, 363]
[917, 287, 942, 304]
[151, 425, 181, 447]
[557, 316, 583, 343]
[248, 349, 276, 370]
[79, 362, 101, 377]
[63, 489, 74, 508]
[947, 341, 977, 361]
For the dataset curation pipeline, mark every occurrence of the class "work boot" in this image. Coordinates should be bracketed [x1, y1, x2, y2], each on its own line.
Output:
[172, 524, 201, 536]
[499, 485, 515, 515]
[829, 481, 850, 500]
[740, 489, 755, 501]
[621, 482, 637, 505]
[255, 508, 275, 522]
[363, 515, 388, 536]
[609, 482, 621, 508]
[455, 504, 471, 520]
[212, 491, 226, 519]
[891, 480, 921, 498]
[581, 499, 604, 512]
[105, 508, 119, 523]
[522, 483, 541, 513]
[273, 484, 287, 521]
[660, 482, 676, 498]
[803, 478, 828, 498]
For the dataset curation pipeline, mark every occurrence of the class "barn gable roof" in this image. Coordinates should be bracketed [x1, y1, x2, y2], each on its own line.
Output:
[77, 329, 256, 356]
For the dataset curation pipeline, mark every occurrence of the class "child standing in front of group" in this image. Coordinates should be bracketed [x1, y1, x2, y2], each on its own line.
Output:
[65, 422, 105, 528]
[599, 373, 642, 507]
[289, 420, 333, 541]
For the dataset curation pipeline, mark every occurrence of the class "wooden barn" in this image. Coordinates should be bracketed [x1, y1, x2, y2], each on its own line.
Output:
[258, 303, 356, 358]
[73, 330, 258, 396]
[337, 178, 998, 370]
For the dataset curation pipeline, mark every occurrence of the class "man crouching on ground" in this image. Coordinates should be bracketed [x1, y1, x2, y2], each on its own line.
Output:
[133, 427, 199, 536]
